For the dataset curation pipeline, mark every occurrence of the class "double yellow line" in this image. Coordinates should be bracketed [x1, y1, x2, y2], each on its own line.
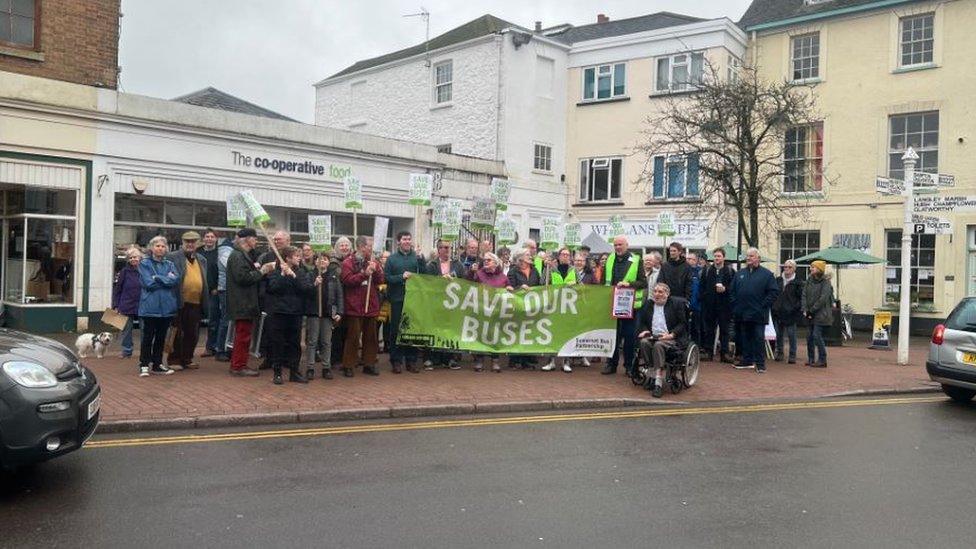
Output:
[86, 395, 944, 450]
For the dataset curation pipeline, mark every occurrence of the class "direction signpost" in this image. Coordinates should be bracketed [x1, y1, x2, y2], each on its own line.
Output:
[877, 148, 954, 365]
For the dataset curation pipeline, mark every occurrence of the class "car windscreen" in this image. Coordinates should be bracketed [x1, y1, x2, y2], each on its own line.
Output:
[945, 299, 976, 333]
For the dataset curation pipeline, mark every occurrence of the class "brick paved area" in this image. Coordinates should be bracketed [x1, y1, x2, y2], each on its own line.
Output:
[67, 331, 936, 429]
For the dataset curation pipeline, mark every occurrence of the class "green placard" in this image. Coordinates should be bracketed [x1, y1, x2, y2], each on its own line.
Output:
[563, 223, 582, 250]
[540, 217, 560, 251]
[226, 194, 247, 228]
[657, 211, 676, 237]
[608, 215, 625, 243]
[431, 197, 448, 228]
[496, 217, 517, 245]
[470, 198, 496, 230]
[440, 199, 463, 242]
[239, 190, 270, 225]
[399, 274, 616, 356]
[344, 176, 363, 210]
[308, 215, 332, 252]
[408, 173, 433, 206]
[490, 178, 511, 211]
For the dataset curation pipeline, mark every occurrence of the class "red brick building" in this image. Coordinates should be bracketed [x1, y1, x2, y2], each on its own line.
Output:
[0, 0, 119, 88]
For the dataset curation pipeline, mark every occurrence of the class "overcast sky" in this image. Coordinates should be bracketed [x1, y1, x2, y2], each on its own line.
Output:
[119, 0, 753, 123]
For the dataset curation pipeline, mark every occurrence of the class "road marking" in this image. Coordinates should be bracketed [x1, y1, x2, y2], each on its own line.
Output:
[86, 395, 946, 449]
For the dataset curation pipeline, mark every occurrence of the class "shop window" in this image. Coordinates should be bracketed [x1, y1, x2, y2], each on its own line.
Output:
[3, 191, 77, 305]
[889, 111, 938, 181]
[194, 203, 227, 228]
[885, 230, 935, 307]
[779, 230, 820, 281]
[164, 201, 194, 226]
[289, 212, 309, 235]
[6, 188, 76, 216]
[115, 195, 164, 223]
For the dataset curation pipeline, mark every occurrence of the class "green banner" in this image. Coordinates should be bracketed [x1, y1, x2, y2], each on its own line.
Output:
[399, 274, 617, 356]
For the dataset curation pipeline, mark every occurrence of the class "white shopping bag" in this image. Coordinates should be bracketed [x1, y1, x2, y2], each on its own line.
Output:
[764, 312, 777, 341]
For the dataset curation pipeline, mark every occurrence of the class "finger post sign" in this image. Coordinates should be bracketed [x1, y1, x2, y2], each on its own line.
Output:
[308, 215, 333, 252]
[399, 274, 616, 356]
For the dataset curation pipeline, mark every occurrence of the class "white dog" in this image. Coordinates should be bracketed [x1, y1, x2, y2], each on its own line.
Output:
[76, 332, 113, 359]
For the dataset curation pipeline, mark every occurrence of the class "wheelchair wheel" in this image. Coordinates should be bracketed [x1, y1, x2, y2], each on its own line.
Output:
[631, 365, 648, 387]
[682, 343, 700, 388]
[668, 367, 683, 394]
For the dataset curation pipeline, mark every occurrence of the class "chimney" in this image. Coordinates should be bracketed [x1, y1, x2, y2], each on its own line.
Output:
[597, 14, 610, 23]
[535, 21, 542, 32]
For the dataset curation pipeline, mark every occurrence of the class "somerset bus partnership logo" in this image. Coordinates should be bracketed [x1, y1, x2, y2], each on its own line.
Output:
[232, 150, 352, 179]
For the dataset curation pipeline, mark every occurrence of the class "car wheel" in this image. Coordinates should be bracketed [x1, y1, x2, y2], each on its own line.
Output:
[941, 384, 976, 403]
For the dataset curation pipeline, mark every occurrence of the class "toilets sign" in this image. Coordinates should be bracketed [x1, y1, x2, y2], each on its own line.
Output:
[232, 150, 353, 180]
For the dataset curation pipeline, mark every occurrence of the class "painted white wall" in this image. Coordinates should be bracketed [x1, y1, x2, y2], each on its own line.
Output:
[315, 37, 502, 160]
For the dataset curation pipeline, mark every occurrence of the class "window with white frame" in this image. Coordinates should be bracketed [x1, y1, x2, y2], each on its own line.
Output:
[727, 55, 741, 83]
[791, 33, 820, 81]
[900, 13, 934, 67]
[888, 111, 938, 180]
[578, 158, 623, 202]
[655, 52, 705, 93]
[885, 230, 935, 307]
[784, 122, 824, 192]
[533, 144, 552, 172]
[651, 154, 700, 200]
[433, 60, 453, 104]
[582, 63, 626, 101]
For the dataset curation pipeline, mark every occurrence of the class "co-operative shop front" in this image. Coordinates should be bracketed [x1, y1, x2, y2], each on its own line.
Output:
[87, 117, 440, 331]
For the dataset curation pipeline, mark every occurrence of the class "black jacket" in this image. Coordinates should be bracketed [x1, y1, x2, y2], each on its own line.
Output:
[426, 258, 466, 278]
[304, 263, 344, 317]
[508, 266, 542, 288]
[226, 246, 265, 320]
[772, 275, 804, 324]
[266, 266, 313, 315]
[701, 264, 735, 309]
[637, 296, 689, 347]
[659, 256, 691, 299]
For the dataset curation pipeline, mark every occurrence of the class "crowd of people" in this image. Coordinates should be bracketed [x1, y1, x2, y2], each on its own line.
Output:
[111, 228, 836, 394]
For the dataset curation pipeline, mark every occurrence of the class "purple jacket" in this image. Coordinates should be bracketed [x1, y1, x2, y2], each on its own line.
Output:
[474, 268, 509, 288]
[112, 265, 142, 315]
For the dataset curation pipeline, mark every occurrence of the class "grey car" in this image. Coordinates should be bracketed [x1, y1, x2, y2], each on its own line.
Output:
[0, 329, 100, 470]
[927, 297, 976, 403]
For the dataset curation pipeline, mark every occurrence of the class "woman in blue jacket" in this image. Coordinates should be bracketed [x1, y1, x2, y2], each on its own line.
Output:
[112, 246, 144, 358]
[138, 235, 179, 377]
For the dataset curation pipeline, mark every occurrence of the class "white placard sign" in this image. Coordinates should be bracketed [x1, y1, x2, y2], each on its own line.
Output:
[408, 174, 433, 206]
[470, 198, 496, 229]
[657, 211, 676, 237]
[343, 176, 363, 209]
[563, 223, 582, 249]
[540, 217, 561, 251]
[226, 194, 247, 227]
[432, 197, 448, 227]
[496, 217, 517, 245]
[441, 199, 463, 241]
[372, 216, 390, 253]
[490, 178, 511, 211]
[308, 215, 332, 252]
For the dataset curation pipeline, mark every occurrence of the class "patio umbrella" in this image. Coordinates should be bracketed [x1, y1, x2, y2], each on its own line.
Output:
[794, 245, 886, 302]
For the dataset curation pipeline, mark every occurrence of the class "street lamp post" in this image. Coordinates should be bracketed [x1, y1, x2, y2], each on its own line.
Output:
[898, 148, 919, 365]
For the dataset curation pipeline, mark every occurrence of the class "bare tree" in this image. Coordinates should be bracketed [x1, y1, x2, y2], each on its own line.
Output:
[635, 64, 826, 248]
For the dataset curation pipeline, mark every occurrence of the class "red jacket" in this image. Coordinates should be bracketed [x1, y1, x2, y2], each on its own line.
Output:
[341, 254, 385, 317]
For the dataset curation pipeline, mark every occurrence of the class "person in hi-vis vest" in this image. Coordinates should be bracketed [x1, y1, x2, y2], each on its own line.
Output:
[542, 248, 576, 373]
[603, 235, 647, 377]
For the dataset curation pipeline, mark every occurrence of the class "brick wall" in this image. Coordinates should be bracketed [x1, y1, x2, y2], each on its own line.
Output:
[0, 0, 120, 89]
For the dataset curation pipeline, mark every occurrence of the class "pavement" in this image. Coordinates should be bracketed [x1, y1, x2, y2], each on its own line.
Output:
[3, 395, 973, 548]
[57, 330, 939, 432]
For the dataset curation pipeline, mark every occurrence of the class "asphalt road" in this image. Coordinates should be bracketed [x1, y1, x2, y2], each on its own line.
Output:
[2, 396, 975, 549]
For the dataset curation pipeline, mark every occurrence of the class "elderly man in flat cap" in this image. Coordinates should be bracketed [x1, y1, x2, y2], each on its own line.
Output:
[166, 230, 210, 371]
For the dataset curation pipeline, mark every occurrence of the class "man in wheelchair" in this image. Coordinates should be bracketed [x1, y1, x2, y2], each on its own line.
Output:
[636, 282, 690, 398]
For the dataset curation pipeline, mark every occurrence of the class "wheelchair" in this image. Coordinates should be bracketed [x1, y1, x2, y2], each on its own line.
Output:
[630, 338, 700, 395]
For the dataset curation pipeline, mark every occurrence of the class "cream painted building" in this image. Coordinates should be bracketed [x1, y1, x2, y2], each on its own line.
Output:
[564, 16, 748, 253]
[742, 0, 976, 330]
